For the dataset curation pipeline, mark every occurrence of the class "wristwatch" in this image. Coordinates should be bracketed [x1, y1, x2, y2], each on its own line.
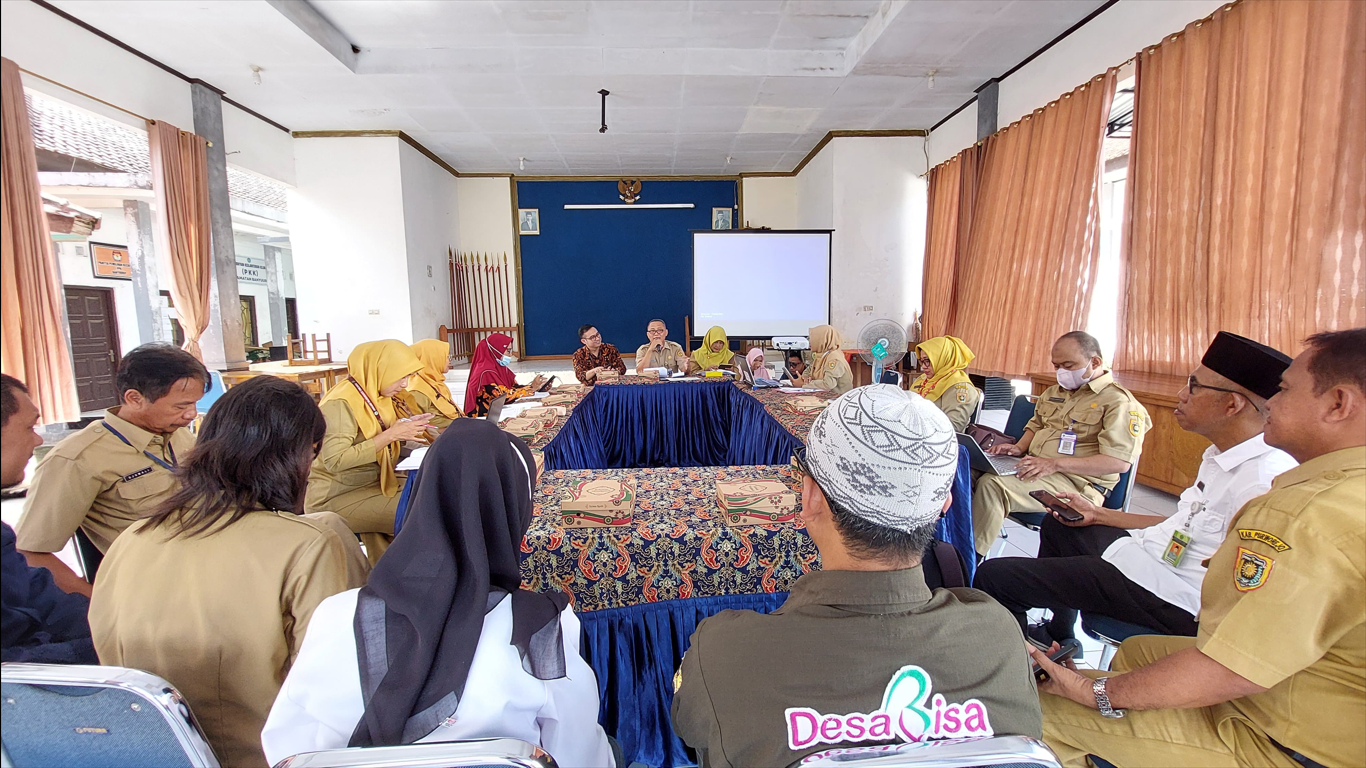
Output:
[1093, 677, 1126, 719]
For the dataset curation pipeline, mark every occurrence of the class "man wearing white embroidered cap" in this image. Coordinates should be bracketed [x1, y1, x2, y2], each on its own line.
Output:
[672, 385, 1042, 768]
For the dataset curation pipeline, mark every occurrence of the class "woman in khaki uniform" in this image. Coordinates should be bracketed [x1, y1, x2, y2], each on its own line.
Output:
[90, 376, 368, 768]
[407, 339, 463, 428]
[912, 335, 981, 432]
[306, 340, 430, 565]
[796, 325, 854, 394]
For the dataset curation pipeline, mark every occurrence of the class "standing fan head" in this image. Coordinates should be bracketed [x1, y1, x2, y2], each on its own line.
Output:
[857, 319, 908, 366]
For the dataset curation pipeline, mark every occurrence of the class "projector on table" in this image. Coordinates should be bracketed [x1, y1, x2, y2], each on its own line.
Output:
[772, 337, 809, 350]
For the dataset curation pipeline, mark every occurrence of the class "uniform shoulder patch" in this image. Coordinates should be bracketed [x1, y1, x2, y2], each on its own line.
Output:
[1128, 411, 1144, 437]
[1237, 529, 1291, 552]
[1235, 547, 1274, 591]
[956, 386, 969, 404]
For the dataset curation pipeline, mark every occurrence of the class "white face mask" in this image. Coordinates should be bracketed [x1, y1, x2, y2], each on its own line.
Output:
[1055, 365, 1095, 391]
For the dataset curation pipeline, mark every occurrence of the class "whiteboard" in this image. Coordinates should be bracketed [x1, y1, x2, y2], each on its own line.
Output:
[692, 231, 831, 338]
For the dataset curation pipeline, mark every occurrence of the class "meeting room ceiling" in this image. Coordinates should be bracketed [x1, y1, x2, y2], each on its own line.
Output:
[46, 0, 1108, 175]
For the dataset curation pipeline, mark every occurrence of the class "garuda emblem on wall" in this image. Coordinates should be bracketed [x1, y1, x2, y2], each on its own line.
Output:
[618, 179, 642, 204]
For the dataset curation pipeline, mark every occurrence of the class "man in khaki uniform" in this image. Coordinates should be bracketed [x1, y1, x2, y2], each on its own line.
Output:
[673, 386, 1042, 768]
[973, 332, 1150, 555]
[15, 345, 206, 596]
[635, 319, 687, 374]
[1030, 328, 1366, 768]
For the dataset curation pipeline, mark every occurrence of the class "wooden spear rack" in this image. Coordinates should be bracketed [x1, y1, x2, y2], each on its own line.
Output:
[439, 248, 520, 361]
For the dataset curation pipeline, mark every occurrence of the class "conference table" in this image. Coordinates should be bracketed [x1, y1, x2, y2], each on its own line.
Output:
[398, 375, 975, 768]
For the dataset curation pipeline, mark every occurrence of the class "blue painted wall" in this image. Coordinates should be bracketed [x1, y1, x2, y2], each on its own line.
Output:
[517, 180, 737, 357]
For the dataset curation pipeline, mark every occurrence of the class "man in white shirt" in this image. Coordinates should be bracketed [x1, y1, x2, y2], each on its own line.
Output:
[973, 332, 1295, 647]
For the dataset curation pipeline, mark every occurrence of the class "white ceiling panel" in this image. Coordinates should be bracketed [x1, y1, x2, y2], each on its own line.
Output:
[41, 0, 1108, 175]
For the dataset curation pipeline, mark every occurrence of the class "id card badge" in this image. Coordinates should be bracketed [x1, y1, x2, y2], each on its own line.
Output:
[1163, 529, 1193, 567]
[1058, 429, 1078, 455]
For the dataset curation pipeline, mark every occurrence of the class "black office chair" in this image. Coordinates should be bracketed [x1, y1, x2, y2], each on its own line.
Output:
[72, 528, 103, 584]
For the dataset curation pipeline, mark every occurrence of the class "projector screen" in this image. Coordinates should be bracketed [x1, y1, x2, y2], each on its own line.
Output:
[692, 231, 831, 338]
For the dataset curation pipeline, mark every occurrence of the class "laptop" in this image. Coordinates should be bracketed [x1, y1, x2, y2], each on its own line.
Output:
[956, 433, 1021, 476]
[485, 394, 507, 423]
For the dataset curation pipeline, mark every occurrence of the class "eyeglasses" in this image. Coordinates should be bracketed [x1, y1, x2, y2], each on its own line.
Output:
[791, 446, 811, 482]
[646, 328, 666, 335]
[582, 332, 602, 342]
[1186, 374, 1260, 411]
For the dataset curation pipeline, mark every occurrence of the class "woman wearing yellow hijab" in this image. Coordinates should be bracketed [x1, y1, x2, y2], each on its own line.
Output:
[686, 326, 736, 374]
[407, 339, 463, 428]
[796, 325, 853, 394]
[912, 335, 980, 432]
[306, 340, 428, 565]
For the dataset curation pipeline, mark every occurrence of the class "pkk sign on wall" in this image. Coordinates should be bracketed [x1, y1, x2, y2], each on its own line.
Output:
[236, 256, 267, 285]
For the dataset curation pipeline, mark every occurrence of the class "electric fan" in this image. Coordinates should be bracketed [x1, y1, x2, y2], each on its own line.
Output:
[856, 319, 909, 386]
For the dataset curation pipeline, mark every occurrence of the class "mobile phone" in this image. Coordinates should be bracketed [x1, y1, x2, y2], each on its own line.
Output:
[537, 375, 558, 392]
[1030, 490, 1084, 523]
[1032, 643, 1078, 683]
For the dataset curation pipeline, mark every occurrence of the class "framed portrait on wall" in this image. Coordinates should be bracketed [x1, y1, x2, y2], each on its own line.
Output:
[518, 208, 540, 235]
[711, 207, 733, 230]
[89, 242, 133, 279]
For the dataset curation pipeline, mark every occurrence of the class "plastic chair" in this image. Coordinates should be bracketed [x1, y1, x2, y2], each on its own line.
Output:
[72, 527, 103, 584]
[271, 738, 557, 768]
[1081, 613, 1161, 670]
[1007, 464, 1139, 530]
[196, 371, 226, 415]
[791, 735, 1061, 768]
[1, 663, 219, 768]
[1003, 394, 1037, 440]
[971, 387, 985, 425]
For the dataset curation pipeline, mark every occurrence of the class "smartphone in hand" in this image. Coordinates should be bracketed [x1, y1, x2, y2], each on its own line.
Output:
[1031, 642, 1078, 683]
[1030, 489, 1085, 523]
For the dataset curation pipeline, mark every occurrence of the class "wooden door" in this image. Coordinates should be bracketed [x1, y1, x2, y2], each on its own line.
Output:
[65, 286, 121, 411]
[240, 295, 259, 347]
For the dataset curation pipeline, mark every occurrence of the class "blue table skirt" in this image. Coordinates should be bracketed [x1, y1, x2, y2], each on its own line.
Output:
[543, 381, 802, 471]
[579, 592, 789, 768]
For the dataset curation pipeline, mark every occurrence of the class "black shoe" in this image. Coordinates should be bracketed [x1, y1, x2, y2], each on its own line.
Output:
[1025, 622, 1056, 649]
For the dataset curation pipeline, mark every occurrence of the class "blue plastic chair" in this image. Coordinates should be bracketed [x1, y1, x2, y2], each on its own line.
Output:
[196, 371, 226, 415]
[1003, 394, 1036, 439]
[1008, 465, 1139, 530]
[1081, 613, 1160, 669]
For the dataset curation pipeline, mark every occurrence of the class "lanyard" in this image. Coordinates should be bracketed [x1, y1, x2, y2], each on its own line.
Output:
[102, 422, 177, 470]
[349, 377, 390, 430]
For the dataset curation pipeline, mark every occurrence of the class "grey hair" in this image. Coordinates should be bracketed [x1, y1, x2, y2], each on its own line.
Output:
[1058, 330, 1103, 361]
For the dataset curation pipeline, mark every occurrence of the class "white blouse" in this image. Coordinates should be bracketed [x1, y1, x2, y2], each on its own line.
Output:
[260, 589, 614, 768]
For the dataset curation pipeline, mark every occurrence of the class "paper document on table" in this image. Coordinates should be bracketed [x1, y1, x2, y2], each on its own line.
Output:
[396, 446, 428, 471]
[779, 387, 821, 393]
[527, 391, 549, 399]
[665, 376, 700, 382]
[500, 403, 533, 420]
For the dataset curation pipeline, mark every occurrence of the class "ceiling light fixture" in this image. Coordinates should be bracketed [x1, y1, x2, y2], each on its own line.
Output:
[926, 69, 937, 90]
[598, 89, 610, 134]
[250, 64, 264, 86]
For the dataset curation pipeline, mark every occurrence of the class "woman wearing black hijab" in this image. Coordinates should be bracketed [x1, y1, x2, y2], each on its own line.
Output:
[262, 419, 614, 767]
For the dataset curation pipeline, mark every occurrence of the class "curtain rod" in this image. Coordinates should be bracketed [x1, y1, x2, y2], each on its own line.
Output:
[19, 66, 212, 146]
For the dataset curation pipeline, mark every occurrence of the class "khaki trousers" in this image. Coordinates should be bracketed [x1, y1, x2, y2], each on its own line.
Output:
[307, 485, 400, 567]
[1040, 636, 1297, 768]
[971, 472, 1103, 555]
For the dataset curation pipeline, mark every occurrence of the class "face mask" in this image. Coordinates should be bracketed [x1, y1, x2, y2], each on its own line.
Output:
[1055, 365, 1094, 391]
[497, 353, 514, 367]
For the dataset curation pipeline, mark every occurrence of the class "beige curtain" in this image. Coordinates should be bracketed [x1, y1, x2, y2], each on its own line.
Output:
[0, 57, 80, 424]
[1117, 0, 1366, 373]
[949, 71, 1117, 378]
[922, 145, 980, 339]
[147, 120, 212, 360]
